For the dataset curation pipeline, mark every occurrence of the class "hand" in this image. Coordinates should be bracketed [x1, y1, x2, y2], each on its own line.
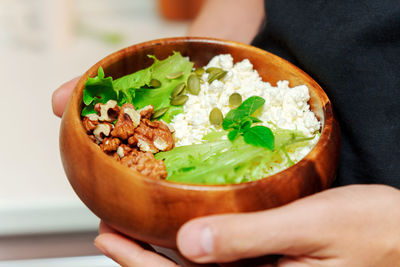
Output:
[177, 184, 400, 266]
[94, 221, 181, 267]
[52, 77, 80, 117]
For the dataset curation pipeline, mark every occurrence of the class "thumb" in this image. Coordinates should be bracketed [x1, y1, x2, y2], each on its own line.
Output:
[177, 191, 334, 263]
[52, 76, 80, 117]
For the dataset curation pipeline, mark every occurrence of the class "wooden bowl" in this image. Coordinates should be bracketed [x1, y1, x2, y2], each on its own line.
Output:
[60, 37, 340, 248]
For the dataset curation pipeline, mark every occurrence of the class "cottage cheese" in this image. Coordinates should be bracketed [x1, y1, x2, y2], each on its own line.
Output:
[170, 54, 320, 165]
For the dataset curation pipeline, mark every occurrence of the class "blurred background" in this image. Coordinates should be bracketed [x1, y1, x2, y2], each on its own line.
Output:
[0, 0, 202, 265]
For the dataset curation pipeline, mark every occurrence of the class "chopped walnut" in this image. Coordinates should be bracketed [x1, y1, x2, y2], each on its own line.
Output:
[116, 144, 132, 158]
[93, 123, 113, 142]
[159, 119, 175, 133]
[120, 149, 167, 179]
[138, 105, 154, 120]
[82, 115, 99, 132]
[111, 104, 140, 140]
[128, 135, 138, 146]
[134, 119, 174, 153]
[100, 137, 121, 153]
[137, 138, 158, 154]
[95, 100, 120, 122]
[82, 101, 174, 181]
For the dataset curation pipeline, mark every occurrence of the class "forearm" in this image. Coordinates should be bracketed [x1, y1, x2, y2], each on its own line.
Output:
[187, 0, 265, 44]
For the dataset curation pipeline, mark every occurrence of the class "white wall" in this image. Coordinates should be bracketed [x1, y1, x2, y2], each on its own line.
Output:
[0, 0, 188, 261]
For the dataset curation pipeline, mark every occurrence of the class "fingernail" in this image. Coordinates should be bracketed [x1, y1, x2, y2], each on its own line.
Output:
[201, 227, 214, 255]
[94, 236, 110, 257]
[179, 224, 214, 259]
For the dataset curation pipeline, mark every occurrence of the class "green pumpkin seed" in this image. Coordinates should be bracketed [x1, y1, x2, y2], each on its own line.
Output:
[208, 69, 227, 83]
[187, 74, 201, 95]
[166, 71, 184, 79]
[209, 107, 224, 126]
[170, 95, 189, 106]
[171, 82, 186, 97]
[206, 67, 223, 73]
[152, 107, 169, 119]
[194, 68, 205, 76]
[149, 79, 161, 88]
[229, 93, 242, 108]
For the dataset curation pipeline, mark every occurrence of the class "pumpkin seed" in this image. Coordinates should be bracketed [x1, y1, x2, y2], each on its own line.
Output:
[171, 82, 186, 98]
[180, 87, 187, 95]
[209, 107, 224, 126]
[194, 68, 205, 76]
[170, 95, 189, 106]
[206, 67, 223, 73]
[149, 79, 161, 88]
[152, 107, 169, 119]
[187, 74, 201, 95]
[208, 69, 227, 83]
[229, 93, 242, 108]
[166, 71, 184, 79]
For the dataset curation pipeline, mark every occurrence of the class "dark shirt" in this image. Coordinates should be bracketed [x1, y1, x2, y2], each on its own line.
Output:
[252, 0, 400, 188]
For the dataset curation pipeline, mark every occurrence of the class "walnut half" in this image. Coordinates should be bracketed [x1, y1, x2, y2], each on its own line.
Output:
[95, 100, 119, 122]
[93, 123, 113, 142]
[111, 104, 141, 140]
[134, 119, 174, 153]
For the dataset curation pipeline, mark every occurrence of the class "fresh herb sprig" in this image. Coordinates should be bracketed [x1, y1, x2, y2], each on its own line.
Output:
[222, 96, 274, 150]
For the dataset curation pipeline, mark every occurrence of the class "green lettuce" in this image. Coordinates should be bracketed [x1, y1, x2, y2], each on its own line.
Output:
[155, 128, 318, 185]
[81, 52, 193, 122]
[131, 53, 193, 121]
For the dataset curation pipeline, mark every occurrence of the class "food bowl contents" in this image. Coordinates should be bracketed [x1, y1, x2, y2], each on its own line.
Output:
[80, 52, 321, 184]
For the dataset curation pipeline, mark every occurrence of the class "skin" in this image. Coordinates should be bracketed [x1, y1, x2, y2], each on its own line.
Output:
[52, 1, 400, 265]
[187, 0, 265, 44]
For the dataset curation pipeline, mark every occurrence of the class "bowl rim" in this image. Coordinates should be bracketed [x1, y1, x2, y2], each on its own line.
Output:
[67, 36, 335, 191]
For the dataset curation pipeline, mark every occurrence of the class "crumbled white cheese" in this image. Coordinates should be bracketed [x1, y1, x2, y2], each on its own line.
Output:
[170, 54, 321, 164]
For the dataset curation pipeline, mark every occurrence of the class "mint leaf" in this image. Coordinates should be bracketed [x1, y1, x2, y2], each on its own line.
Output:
[227, 129, 239, 141]
[222, 109, 247, 130]
[239, 118, 252, 132]
[237, 96, 265, 116]
[222, 96, 265, 130]
[250, 116, 262, 123]
[243, 126, 274, 150]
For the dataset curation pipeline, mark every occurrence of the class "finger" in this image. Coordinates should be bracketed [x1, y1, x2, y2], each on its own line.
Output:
[277, 257, 312, 267]
[177, 190, 335, 263]
[52, 76, 80, 117]
[99, 220, 118, 234]
[99, 221, 157, 252]
[94, 231, 179, 267]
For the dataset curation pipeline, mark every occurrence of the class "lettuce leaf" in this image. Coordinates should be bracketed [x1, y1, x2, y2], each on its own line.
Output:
[132, 52, 193, 122]
[155, 128, 317, 185]
[113, 68, 152, 105]
[82, 67, 117, 115]
[81, 52, 193, 121]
